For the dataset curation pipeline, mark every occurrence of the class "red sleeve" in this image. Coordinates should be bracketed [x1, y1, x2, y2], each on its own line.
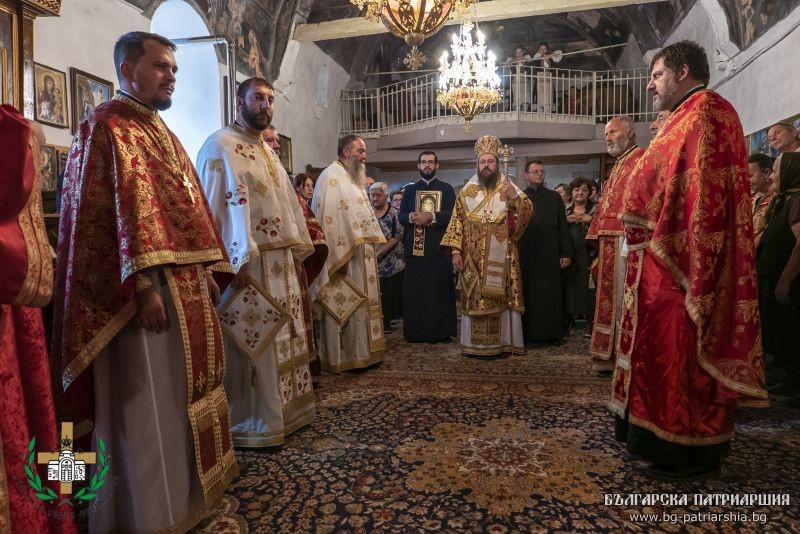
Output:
[507, 209, 517, 236]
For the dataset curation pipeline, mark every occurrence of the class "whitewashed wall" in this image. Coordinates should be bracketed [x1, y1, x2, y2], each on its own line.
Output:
[627, 1, 800, 136]
[271, 40, 350, 174]
[34, 0, 150, 148]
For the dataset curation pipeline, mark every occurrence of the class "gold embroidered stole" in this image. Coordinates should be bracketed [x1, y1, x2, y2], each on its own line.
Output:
[463, 182, 509, 297]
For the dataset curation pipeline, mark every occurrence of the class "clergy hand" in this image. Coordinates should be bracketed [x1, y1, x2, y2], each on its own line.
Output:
[500, 182, 518, 202]
[452, 252, 464, 272]
[207, 273, 221, 306]
[560, 257, 571, 269]
[415, 211, 433, 226]
[775, 281, 792, 305]
[136, 287, 168, 333]
[233, 263, 251, 289]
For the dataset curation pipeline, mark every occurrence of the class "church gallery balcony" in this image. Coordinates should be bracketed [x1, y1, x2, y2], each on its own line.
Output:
[340, 66, 656, 139]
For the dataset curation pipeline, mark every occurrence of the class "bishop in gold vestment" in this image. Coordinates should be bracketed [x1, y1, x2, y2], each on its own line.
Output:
[442, 136, 533, 356]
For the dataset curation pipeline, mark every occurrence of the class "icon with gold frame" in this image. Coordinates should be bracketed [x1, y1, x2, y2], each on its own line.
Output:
[415, 190, 441, 213]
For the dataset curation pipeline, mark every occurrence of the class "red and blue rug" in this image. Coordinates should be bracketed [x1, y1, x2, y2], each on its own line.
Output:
[194, 329, 800, 533]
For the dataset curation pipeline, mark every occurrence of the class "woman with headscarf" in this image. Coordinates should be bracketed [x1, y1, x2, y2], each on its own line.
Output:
[757, 152, 800, 408]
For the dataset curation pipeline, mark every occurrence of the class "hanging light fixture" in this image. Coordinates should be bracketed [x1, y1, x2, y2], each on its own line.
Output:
[436, 21, 501, 133]
[350, 0, 476, 70]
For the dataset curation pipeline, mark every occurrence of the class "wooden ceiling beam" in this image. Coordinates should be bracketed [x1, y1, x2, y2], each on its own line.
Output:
[293, 0, 664, 42]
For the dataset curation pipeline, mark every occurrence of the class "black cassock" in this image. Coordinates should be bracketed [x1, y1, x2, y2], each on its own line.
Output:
[399, 178, 457, 342]
[518, 185, 574, 342]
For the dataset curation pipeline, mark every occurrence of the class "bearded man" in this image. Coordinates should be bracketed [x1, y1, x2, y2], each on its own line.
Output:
[54, 32, 237, 531]
[585, 116, 643, 371]
[611, 40, 767, 480]
[197, 77, 317, 447]
[442, 136, 533, 356]
[310, 135, 386, 372]
[399, 150, 457, 343]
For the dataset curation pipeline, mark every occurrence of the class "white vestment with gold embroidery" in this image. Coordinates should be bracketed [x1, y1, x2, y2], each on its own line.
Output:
[310, 161, 386, 372]
[197, 125, 315, 447]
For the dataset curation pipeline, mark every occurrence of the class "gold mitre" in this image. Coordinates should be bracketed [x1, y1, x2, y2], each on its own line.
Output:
[474, 135, 503, 158]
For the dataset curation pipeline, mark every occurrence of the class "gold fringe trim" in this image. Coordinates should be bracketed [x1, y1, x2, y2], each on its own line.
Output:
[627, 414, 735, 446]
[63, 301, 138, 390]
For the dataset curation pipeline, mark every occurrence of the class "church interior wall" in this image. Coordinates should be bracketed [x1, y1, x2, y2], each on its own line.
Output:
[33, 0, 151, 148]
[646, 0, 800, 136]
[32, 0, 349, 176]
[271, 39, 351, 174]
[713, 6, 800, 135]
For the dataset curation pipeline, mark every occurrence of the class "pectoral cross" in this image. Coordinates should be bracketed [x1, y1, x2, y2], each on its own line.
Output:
[37, 422, 97, 495]
[180, 172, 197, 204]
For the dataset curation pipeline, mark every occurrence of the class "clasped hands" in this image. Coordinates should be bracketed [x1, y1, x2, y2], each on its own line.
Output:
[409, 211, 434, 226]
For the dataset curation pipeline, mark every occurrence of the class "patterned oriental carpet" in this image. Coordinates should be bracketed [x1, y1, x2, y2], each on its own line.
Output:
[194, 327, 800, 533]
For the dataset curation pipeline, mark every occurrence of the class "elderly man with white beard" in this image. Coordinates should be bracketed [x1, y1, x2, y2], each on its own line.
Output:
[585, 115, 644, 373]
[310, 135, 386, 372]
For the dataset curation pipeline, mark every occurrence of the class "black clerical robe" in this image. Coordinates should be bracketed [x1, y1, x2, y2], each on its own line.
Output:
[399, 178, 457, 342]
[518, 185, 574, 341]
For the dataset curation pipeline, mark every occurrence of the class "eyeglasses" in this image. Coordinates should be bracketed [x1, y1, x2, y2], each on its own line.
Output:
[419, 160, 436, 165]
[527, 170, 544, 175]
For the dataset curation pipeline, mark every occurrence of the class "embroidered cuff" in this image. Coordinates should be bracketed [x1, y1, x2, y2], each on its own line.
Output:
[135, 273, 153, 292]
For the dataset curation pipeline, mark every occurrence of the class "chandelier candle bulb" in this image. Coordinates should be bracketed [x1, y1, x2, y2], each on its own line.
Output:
[437, 20, 502, 132]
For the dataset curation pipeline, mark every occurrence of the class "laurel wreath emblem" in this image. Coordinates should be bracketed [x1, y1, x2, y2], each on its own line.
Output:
[25, 436, 109, 506]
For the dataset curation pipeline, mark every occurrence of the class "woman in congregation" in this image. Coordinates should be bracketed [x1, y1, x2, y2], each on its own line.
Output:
[564, 177, 597, 333]
[293, 172, 315, 206]
[757, 152, 800, 408]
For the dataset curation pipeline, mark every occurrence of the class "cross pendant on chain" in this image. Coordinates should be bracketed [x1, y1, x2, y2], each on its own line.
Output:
[180, 172, 197, 204]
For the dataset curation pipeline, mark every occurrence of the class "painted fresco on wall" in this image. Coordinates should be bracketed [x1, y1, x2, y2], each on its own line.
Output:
[127, 0, 285, 77]
[202, 0, 275, 78]
[720, 0, 800, 49]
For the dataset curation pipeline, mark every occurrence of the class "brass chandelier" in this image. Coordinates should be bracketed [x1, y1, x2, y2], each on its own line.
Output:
[436, 21, 501, 133]
[350, 0, 476, 50]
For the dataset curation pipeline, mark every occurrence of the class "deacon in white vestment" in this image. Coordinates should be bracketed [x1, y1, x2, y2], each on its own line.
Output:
[310, 135, 387, 372]
[197, 78, 315, 447]
[442, 136, 533, 356]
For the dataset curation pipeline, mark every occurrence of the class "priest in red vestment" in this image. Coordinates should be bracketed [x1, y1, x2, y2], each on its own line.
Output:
[0, 105, 76, 533]
[610, 41, 768, 481]
[53, 32, 237, 531]
[586, 115, 643, 372]
[295, 190, 328, 381]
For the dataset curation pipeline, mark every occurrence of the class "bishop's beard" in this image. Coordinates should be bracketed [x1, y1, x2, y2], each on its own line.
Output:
[478, 168, 502, 190]
[345, 159, 367, 188]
